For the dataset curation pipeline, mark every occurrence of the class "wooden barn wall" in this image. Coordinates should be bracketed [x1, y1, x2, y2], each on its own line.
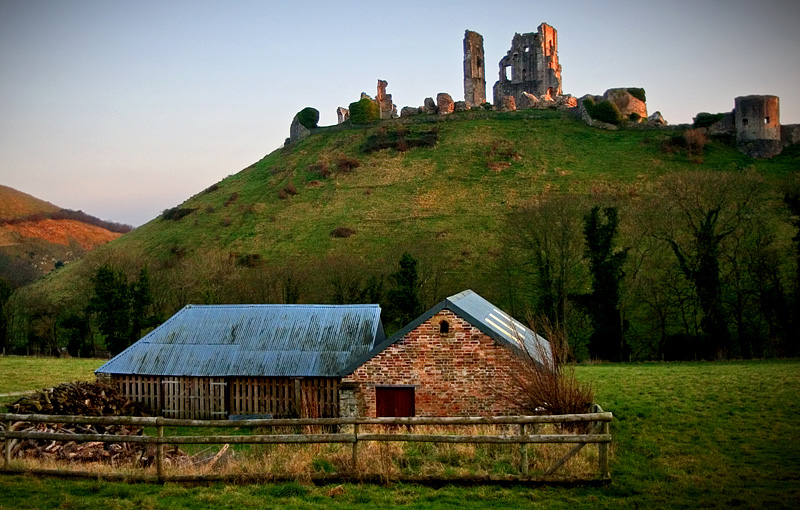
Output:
[230, 377, 339, 418]
[113, 375, 339, 419]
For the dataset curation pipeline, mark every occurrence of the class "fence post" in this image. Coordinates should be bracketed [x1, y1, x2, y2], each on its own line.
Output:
[351, 423, 359, 474]
[156, 417, 164, 482]
[598, 420, 609, 479]
[3, 420, 11, 470]
[519, 423, 528, 476]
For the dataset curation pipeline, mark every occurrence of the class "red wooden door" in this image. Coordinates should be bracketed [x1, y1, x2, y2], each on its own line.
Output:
[376, 386, 415, 417]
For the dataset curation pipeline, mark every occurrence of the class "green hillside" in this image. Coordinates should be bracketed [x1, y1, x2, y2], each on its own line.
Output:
[7, 109, 800, 359]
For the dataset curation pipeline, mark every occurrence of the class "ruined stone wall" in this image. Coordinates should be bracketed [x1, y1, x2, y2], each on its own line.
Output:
[735, 95, 782, 158]
[463, 30, 486, 106]
[342, 309, 526, 417]
[492, 23, 562, 104]
[376, 80, 397, 120]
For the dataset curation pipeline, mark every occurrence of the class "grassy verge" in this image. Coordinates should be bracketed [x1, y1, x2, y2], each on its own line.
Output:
[1, 359, 799, 508]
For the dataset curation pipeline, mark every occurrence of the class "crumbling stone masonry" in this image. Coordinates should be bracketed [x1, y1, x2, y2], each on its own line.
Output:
[377, 80, 397, 120]
[493, 23, 562, 105]
[463, 30, 486, 107]
[735, 95, 781, 158]
[337, 107, 350, 124]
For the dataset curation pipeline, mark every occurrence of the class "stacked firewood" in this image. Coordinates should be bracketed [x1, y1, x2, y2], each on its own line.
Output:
[4, 380, 187, 464]
[9, 380, 150, 418]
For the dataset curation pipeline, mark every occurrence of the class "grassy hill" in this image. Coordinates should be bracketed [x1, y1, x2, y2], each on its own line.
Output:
[0, 185, 126, 287]
[9, 109, 800, 356]
[0, 185, 60, 218]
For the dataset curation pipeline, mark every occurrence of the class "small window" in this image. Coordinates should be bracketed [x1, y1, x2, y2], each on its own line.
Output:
[764, 117, 770, 124]
[440, 320, 450, 335]
[743, 118, 749, 126]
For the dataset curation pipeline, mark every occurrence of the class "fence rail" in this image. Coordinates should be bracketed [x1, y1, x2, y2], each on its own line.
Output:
[1, 410, 612, 483]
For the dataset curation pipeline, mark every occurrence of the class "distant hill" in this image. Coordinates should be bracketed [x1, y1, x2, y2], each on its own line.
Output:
[0, 185, 60, 218]
[0, 185, 130, 286]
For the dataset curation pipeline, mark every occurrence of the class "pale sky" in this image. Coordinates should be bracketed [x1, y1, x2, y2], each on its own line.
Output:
[1, 0, 798, 226]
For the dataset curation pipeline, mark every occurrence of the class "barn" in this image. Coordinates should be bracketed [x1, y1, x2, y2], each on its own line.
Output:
[95, 303, 384, 419]
[339, 290, 551, 418]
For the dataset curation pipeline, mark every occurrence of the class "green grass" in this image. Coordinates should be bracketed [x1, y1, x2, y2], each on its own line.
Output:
[0, 356, 104, 406]
[2, 359, 798, 509]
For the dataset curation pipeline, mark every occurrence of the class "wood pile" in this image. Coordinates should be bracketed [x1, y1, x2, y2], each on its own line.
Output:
[3, 380, 188, 465]
[8, 380, 150, 418]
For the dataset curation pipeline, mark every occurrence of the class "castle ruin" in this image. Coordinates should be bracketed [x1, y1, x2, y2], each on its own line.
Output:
[734, 95, 782, 158]
[463, 30, 486, 107]
[492, 23, 562, 104]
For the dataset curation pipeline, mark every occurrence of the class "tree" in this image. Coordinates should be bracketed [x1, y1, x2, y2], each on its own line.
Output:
[0, 277, 14, 354]
[503, 194, 586, 350]
[657, 171, 766, 358]
[130, 268, 160, 342]
[386, 253, 423, 328]
[579, 206, 628, 361]
[87, 265, 132, 355]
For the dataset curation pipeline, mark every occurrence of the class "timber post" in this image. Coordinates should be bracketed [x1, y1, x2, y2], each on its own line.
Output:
[519, 423, 528, 476]
[156, 417, 164, 482]
[352, 423, 359, 475]
[598, 420, 609, 478]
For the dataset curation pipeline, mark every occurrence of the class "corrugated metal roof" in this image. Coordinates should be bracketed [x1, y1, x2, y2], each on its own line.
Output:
[343, 290, 551, 374]
[96, 304, 385, 377]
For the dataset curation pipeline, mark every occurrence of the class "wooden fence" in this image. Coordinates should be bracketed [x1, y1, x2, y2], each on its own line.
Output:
[0, 409, 613, 484]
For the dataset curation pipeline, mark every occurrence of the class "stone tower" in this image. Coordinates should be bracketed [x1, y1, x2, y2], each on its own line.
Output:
[463, 30, 486, 107]
[734, 95, 781, 158]
[493, 23, 562, 104]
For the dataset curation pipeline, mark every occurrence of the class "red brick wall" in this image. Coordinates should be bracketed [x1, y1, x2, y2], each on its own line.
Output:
[342, 309, 525, 417]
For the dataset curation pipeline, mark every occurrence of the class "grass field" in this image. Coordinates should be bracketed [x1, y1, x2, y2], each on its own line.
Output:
[1, 358, 799, 509]
[0, 356, 104, 406]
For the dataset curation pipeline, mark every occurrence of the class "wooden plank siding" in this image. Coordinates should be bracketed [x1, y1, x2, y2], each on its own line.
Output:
[230, 377, 339, 418]
[113, 375, 339, 419]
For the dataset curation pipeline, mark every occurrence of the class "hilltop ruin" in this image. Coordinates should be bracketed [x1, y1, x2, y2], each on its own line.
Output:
[492, 23, 562, 104]
[286, 23, 795, 159]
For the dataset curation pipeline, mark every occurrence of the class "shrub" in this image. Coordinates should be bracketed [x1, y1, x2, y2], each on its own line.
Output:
[202, 183, 219, 194]
[224, 192, 239, 207]
[500, 316, 595, 424]
[626, 88, 646, 102]
[278, 189, 288, 200]
[693, 112, 726, 128]
[481, 102, 493, 110]
[283, 182, 297, 196]
[335, 157, 360, 173]
[331, 227, 356, 238]
[629, 112, 641, 122]
[235, 253, 261, 268]
[684, 128, 708, 155]
[296, 107, 319, 129]
[308, 161, 331, 178]
[161, 207, 196, 221]
[588, 100, 623, 125]
[348, 97, 379, 124]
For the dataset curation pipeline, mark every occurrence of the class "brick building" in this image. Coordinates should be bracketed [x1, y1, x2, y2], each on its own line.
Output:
[341, 290, 551, 417]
